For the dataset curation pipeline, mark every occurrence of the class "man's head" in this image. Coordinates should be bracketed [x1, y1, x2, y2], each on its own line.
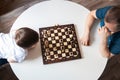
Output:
[105, 5, 120, 32]
[15, 27, 39, 49]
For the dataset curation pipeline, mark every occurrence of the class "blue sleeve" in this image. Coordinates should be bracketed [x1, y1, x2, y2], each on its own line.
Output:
[109, 43, 120, 55]
[96, 6, 112, 19]
[109, 32, 120, 55]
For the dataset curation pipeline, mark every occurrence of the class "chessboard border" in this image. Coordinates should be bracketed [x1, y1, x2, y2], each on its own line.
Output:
[39, 24, 81, 64]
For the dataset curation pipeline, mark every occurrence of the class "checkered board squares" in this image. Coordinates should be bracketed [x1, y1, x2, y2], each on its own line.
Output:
[39, 24, 81, 64]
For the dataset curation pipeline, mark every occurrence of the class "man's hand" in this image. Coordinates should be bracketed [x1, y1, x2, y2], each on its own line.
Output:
[98, 27, 111, 40]
[80, 32, 90, 46]
[98, 26, 113, 58]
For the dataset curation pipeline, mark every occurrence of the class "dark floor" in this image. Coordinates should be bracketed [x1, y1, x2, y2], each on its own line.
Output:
[0, 0, 120, 33]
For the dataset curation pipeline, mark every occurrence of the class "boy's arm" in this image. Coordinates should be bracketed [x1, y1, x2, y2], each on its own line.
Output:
[80, 10, 97, 46]
[7, 57, 17, 63]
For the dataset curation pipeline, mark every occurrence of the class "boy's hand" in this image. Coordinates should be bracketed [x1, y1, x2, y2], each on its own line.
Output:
[7, 57, 17, 63]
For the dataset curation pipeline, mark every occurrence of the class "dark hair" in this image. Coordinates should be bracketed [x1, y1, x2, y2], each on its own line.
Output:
[105, 5, 120, 30]
[15, 27, 39, 49]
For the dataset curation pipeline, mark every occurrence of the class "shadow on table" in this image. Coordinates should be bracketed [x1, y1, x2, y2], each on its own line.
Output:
[25, 41, 41, 60]
[90, 20, 99, 45]
[77, 20, 99, 58]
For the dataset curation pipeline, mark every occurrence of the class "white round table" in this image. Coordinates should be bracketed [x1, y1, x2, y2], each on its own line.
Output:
[10, 0, 107, 80]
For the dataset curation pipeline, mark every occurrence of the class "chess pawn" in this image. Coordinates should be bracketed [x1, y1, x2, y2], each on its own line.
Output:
[47, 30, 51, 36]
[68, 28, 72, 31]
[59, 39, 63, 43]
[61, 46, 65, 52]
[44, 34, 47, 38]
[43, 30, 47, 34]
[68, 30, 72, 34]
[53, 47, 57, 51]
[65, 32, 69, 35]
[65, 27, 68, 31]
[44, 40, 49, 47]
[69, 34, 73, 38]
[46, 48, 50, 53]
[54, 24, 59, 27]
[69, 52, 74, 56]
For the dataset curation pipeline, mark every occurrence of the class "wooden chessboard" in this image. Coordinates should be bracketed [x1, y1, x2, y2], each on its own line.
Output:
[39, 24, 81, 64]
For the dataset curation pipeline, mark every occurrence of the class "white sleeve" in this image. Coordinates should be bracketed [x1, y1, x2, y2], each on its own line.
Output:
[9, 32, 28, 63]
[13, 50, 28, 63]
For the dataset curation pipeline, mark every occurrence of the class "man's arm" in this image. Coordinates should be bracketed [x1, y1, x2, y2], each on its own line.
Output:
[80, 10, 97, 46]
[98, 27, 113, 58]
[99, 37, 113, 58]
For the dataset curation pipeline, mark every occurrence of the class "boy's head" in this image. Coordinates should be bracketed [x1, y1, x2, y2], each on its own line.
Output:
[105, 5, 120, 32]
[15, 27, 39, 49]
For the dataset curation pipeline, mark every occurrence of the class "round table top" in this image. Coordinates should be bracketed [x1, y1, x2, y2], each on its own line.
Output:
[10, 0, 107, 80]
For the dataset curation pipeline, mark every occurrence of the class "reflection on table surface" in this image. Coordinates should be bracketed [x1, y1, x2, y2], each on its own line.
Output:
[10, 0, 107, 80]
